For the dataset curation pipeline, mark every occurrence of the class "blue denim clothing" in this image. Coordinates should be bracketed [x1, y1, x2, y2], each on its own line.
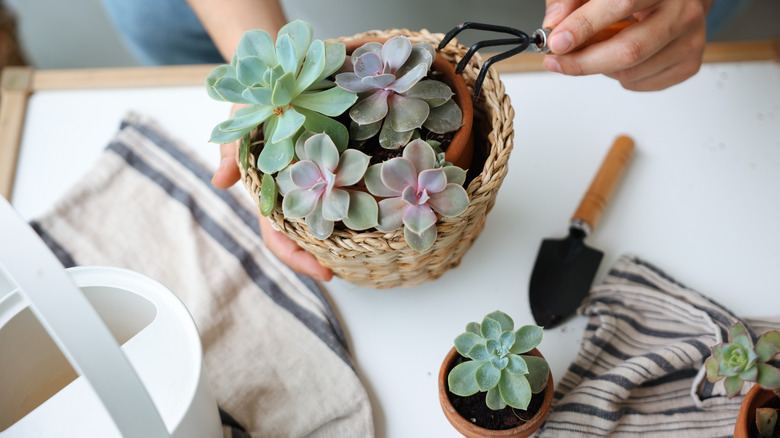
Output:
[101, 0, 751, 66]
[100, 0, 223, 65]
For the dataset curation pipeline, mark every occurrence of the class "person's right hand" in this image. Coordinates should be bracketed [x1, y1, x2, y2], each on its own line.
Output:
[211, 104, 334, 282]
[542, 0, 712, 91]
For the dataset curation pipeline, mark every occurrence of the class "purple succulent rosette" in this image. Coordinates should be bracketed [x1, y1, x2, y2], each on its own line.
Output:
[364, 139, 469, 251]
[276, 133, 378, 239]
[335, 36, 462, 149]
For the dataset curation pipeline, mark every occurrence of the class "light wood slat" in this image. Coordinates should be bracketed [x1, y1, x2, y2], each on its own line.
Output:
[0, 67, 34, 200]
[31, 64, 218, 90]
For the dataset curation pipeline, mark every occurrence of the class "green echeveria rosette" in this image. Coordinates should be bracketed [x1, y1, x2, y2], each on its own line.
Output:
[206, 20, 357, 176]
[447, 311, 550, 411]
[705, 321, 780, 397]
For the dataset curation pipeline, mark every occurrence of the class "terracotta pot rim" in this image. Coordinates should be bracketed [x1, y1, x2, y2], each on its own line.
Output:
[438, 346, 555, 437]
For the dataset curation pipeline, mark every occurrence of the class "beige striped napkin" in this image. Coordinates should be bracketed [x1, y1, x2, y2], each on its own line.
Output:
[31, 113, 374, 438]
[540, 254, 780, 437]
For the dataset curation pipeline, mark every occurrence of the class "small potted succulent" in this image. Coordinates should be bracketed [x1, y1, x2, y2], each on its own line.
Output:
[438, 311, 554, 437]
[206, 19, 514, 288]
[705, 321, 780, 437]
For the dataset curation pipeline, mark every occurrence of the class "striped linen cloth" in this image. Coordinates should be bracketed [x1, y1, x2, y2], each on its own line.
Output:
[30, 114, 374, 437]
[540, 254, 780, 437]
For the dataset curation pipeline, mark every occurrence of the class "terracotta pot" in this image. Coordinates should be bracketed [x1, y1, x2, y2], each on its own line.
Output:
[438, 347, 555, 438]
[342, 37, 475, 170]
[735, 385, 779, 438]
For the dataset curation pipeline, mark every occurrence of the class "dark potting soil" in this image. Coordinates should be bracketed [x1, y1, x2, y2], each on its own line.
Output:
[447, 355, 547, 431]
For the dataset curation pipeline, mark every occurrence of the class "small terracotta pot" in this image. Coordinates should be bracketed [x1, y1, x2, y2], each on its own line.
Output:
[342, 37, 474, 170]
[734, 385, 779, 438]
[438, 347, 555, 438]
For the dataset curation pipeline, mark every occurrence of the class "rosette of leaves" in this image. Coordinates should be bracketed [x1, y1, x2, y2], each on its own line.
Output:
[335, 36, 462, 149]
[363, 139, 468, 252]
[448, 311, 550, 411]
[705, 321, 780, 397]
[275, 132, 378, 240]
[206, 20, 357, 176]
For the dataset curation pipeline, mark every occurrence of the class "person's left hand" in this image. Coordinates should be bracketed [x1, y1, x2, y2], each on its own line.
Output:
[542, 0, 713, 91]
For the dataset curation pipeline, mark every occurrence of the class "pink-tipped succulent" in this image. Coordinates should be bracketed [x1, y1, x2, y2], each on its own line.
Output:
[705, 321, 780, 398]
[364, 139, 469, 251]
[276, 132, 378, 239]
[335, 36, 462, 149]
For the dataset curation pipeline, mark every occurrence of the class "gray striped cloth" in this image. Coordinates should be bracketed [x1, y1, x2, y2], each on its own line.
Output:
[540, 254, 780, 437]
[30, 114, 373, 437]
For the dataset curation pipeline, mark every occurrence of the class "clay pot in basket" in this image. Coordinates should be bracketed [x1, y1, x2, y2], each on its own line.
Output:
[735, 385, 780, 438]
[438, 347, 554, 438]
[239, 28, 514, 289]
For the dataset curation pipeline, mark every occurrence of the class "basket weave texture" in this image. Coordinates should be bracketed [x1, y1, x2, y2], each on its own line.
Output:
[239, 28, 514, 289]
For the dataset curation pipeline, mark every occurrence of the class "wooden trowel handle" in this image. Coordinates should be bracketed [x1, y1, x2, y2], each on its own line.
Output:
[572, 135, 635, 231]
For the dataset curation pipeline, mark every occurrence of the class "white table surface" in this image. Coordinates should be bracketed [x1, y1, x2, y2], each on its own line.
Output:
[9, 61, 780, 437]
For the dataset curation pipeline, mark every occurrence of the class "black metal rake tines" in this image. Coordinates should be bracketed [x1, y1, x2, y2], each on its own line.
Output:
[437, 22, 535, 98]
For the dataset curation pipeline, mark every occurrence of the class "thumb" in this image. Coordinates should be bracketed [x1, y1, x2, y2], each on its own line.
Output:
[212, 140, 241, 189]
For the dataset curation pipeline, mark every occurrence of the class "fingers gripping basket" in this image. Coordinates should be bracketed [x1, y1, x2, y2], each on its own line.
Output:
[239, 28, 514, 289]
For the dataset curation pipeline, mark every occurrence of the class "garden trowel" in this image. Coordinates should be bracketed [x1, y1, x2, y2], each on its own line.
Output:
[529, 136, 635, 328]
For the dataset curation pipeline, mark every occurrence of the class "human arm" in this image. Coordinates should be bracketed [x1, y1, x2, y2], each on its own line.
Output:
[541, 0, 714, 91]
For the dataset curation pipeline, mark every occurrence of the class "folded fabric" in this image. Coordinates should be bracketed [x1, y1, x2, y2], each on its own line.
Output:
[31, 113, 374, 437]
[540, 254, 780, 437]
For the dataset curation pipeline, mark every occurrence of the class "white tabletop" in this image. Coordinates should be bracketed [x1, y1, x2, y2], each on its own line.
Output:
[9, 60, 780, 437]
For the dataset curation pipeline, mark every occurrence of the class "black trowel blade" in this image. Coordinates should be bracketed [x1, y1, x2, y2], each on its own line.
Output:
[529, 227, 603, 328]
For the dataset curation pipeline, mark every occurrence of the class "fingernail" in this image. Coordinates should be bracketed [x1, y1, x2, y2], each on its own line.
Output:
[549, 31, 574, 53]
[543, 3, 563, 28]
[543, 57, 562, 73]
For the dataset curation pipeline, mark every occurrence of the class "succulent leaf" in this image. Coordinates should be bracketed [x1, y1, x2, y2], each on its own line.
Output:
[424, 99, 463, 134]
[293, 86, 358, 117]
[403, 220, 437, 251]
[376, 198, 406, 232]
[523, 355, 551, 393]
[403, 139, 436, 172]
[318, 42, 347, 83]
[235, 29, 276, 66]
[427, 185, 469, 217]
[468, 343, 491, 362]
[378, 122, 414, 149]
[455, 332, 484, 357]
[278, 19, 313, 71]
[756, 363, 780, 388]
[349, 90, 390, 124]
[322, 188, 350, 221]
[388, 94, 428, 132]
[448, 361, 482, 397]
[275, 34, 298, 75]
[334, 149, 371, 187]
[305, 201, 333, 240]
[500, 330, 516, 351]
[481, 316, 502, 340]
[506, 355, 529, 375]
[350, 120, 382, 141]
[257, 136, 295, 173]
[271, 71, 296, 107]
[236, 56, 268, 87]
[298, 107, 349, 152]
[756, 407, 778, 438]
[386, 63, 427, 93]
[499, 371, 533, 410]
[259, 173, 277, 216]
[511, 325, 544, 354]
[381, 36, 412, 73]
[466, 322, 481, 335]
[403, 80, 454, 107]
[724, 374, 745, 397]
[272, 107, 306, 143]
[476, 363, 502, 390]
[485, 387, 506, 410]
[294, 39, 326, 94]
[342, 190, 379, 230]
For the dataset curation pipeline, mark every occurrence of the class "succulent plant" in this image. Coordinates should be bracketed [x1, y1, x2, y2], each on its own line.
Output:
[363, 139, 468, 251]
[275, 132, 378, 240]
[207, 20, 357, 174]
[448, 311, 550, 411]
[335, 36, 462, 149]
[705, 321, 780, 398]
[756, 407, 778, 438]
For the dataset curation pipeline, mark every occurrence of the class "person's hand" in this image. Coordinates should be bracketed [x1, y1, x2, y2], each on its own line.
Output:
[211, 104, 333, 282]
[542, 0, 713, 91]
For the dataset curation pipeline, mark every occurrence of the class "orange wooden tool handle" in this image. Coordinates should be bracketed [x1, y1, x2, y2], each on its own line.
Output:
[577, 21, 636, 50]
[571, 135, 635, 231]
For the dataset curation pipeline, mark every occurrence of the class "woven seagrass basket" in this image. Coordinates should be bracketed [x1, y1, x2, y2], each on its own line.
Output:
[239, 28, 514, 289]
